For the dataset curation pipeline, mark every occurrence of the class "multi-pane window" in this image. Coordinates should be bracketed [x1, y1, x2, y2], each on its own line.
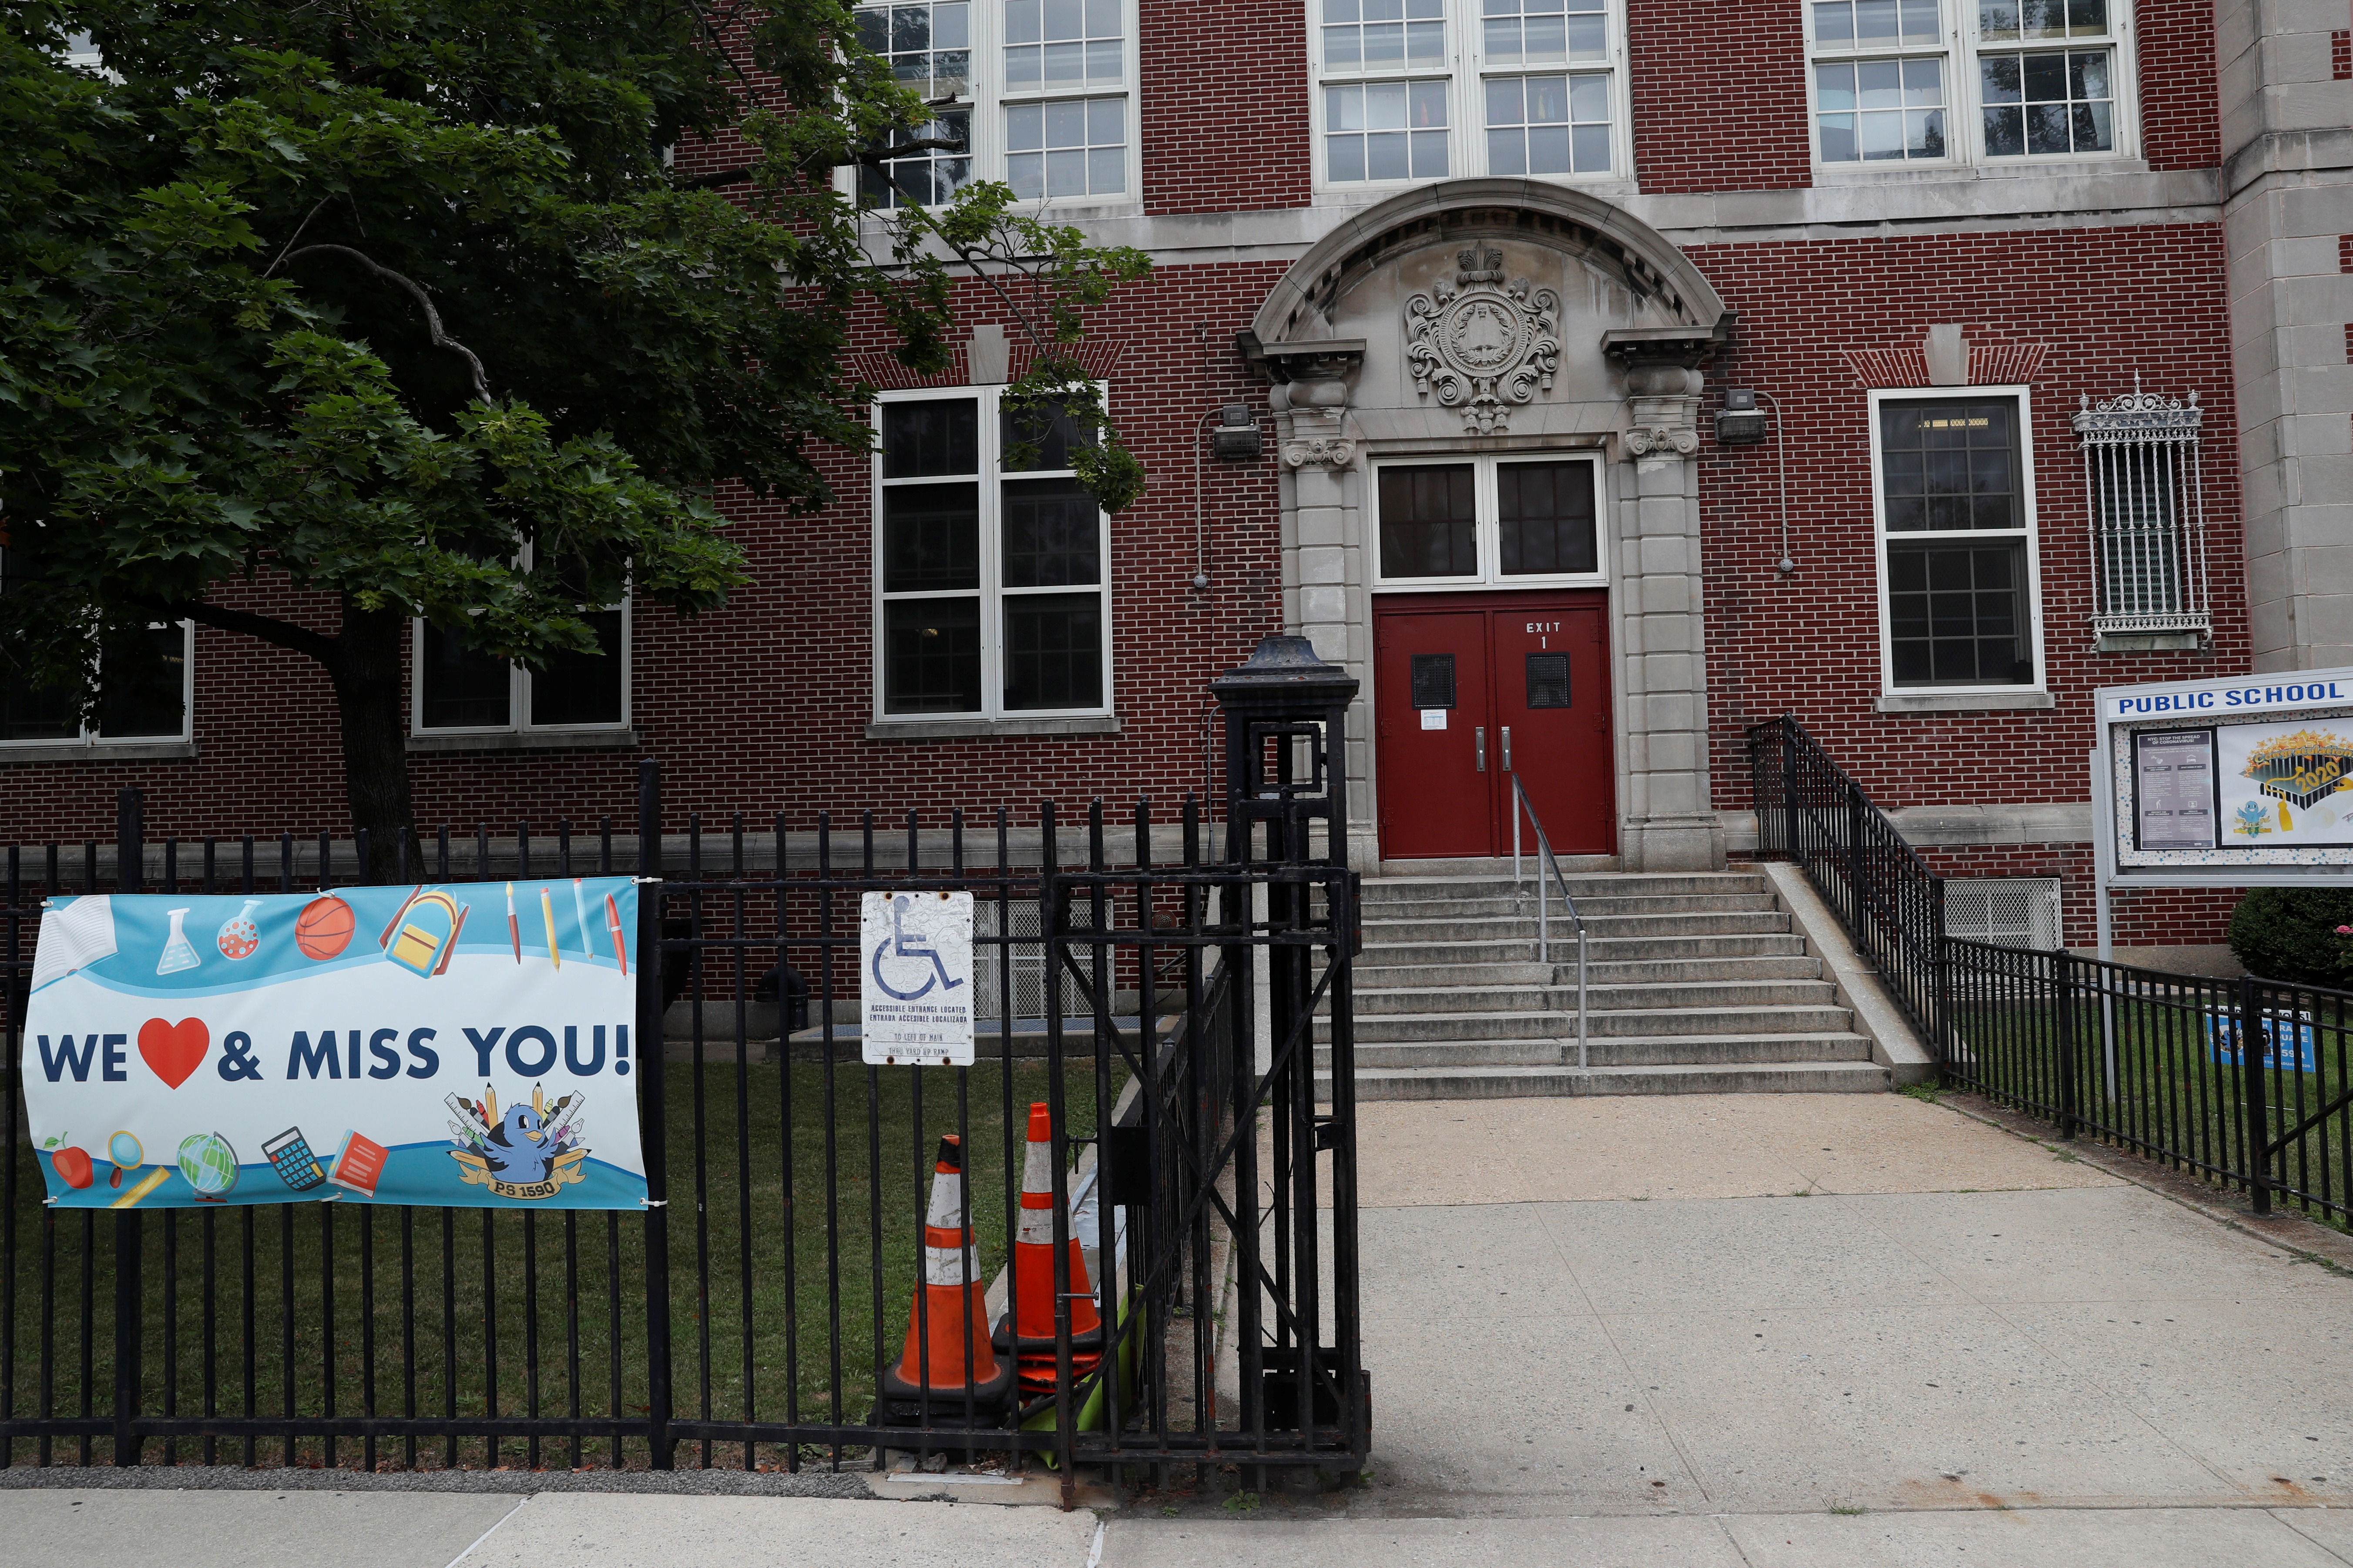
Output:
[1811, 0, 1947, 162]
[1002, 0, 1129, 200]
[1874, 394, 2041, 690]
[0, 550, 190, 746]
[875, 389, 1111, 718]
[1374, 457, 1602, 586]
[413, 556, 628, 733]
[856, 2, 973, 209]
[1315, 0, 1626, 185]
[852, 0, 1131, 208]
[1808, 0, 2129, 164]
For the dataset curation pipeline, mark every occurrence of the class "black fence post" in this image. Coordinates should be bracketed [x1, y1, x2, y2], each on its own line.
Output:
[636, 761, 675, 1467]
[113, 788, 144, 1466]
[2239, 974, 2273, 1216]
[2054, 953, 2078, 1141]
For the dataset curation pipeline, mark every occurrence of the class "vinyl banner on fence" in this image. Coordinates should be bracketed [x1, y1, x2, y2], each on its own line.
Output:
[23, 879, 647, 1211]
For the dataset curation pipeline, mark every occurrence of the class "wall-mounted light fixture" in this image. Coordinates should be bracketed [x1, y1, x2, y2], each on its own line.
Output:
[1210, 403, 1262, 462]
[1716, 388, 1770, 446]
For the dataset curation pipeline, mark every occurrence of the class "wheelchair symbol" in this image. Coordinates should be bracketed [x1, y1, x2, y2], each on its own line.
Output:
[870, 894, 966, 1002]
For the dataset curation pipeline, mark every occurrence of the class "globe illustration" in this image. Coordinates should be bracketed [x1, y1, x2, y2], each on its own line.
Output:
[176, 1132, 240, 1199]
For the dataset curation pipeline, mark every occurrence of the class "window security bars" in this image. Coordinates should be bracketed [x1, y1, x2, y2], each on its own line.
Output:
[2073, 380, 2209, 650]
[1945, 877, 2061, 951]
[0, 775, 1365, 1487]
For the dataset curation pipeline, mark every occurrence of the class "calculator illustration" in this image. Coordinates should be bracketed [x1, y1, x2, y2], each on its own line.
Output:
[262, 1127, 326, 1192]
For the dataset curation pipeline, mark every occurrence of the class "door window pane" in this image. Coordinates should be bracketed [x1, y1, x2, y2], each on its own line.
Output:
[528, 610, 624, 727]
[1379, 464, 1477, 576]
[1001, 478, 1099, 586]
[1525, 651, 1571, 707]
[1887, 540, 2033, 686]
[885, 597, 983, 713]
[883, 399, 979, 478]
[1003, 592, 1101, 710]
[1498, 460, 1598, 573]
[883, 482, 982, 591]
[420, 623, 512, 729]
[1411, 653, 1457, 708]
[1880, 399, 2018, 532]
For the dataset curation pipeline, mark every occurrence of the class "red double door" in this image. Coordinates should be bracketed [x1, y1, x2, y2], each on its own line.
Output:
[1373, 591, 1614, 860]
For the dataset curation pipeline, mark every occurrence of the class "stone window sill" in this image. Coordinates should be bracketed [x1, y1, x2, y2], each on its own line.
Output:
[407, 727, 639, 754]
[0, 740, 199, 764]
[865, 715, 1123, 742]
[1875, 690, 2055, 714]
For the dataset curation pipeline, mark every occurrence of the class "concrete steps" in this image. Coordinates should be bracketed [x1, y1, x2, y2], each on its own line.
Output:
[1319, 869, 1889, 1101]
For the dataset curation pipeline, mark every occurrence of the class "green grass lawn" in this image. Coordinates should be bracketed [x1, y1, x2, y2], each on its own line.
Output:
[4, 1056, 1121, 1471]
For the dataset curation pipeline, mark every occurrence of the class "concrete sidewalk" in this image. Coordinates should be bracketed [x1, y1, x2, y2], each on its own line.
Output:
[10, 1091, 2353, 1566]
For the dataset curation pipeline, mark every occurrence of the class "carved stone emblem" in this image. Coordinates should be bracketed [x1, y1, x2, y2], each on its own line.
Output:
[1404, 247, 1562, 434]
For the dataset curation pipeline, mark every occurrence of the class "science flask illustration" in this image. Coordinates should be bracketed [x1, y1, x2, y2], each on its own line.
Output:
[156, 908, 201, 975]
[216, 898, 264, 960]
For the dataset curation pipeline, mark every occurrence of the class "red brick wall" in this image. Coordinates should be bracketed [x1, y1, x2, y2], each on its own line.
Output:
[2135, 0, 2222, 171]
[1698, 222, 2241, 943]
[1627, 0, 1813, 194]
[1141, 0, 1311, 214]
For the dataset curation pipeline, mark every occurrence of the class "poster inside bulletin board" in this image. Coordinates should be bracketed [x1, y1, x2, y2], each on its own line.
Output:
[2107, 670, 2353, 876]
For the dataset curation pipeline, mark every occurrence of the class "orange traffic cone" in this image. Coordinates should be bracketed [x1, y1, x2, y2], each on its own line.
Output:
[994, 1102, 1108, 1394]
[879, 1134, 1015, 1423]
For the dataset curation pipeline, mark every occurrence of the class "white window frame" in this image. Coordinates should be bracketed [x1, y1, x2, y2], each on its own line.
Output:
[871, 383, 1115, 721]
[0, 620, 194, 749]
[1308, 0, 1632, 195]
[1803, 0, 2139, 174]
[1367, 452, 1611, 592]
[1868, 385, 2046, 697]
[409, 562, 632, 737]
[848, 0, 1140, 212]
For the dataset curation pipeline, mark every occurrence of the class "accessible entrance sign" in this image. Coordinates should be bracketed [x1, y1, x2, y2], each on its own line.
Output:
[2093, 668, 2353, 890]
[23, 878, 649, 1210]
[859, 890, 975, 1065]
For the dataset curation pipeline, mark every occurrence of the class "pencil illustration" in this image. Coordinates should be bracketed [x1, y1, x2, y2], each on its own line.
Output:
[604, 892, 628, 975]
[571, 878, 591, 955]
[540, 887, 561, 969]
[506, 883, 521, 963]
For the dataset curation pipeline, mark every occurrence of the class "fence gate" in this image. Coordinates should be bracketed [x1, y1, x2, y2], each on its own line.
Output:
[0, 768, 1364, 1494]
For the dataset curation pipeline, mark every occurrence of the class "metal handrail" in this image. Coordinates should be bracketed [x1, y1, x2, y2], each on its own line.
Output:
[1509, 772, 1591, 1071]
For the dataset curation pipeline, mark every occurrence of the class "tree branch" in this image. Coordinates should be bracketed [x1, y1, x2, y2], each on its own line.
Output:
[149, 598, 338, 668]
[277, 244, 493, 404]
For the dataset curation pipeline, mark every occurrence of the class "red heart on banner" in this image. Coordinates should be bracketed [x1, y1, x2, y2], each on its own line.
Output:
[138, 1018, 209, 1089]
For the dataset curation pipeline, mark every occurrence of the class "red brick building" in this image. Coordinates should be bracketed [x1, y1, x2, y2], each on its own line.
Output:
[13, 0, 2348, 964]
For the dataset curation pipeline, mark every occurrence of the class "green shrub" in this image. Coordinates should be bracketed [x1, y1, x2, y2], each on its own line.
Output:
[2226, 886, 2353, 985]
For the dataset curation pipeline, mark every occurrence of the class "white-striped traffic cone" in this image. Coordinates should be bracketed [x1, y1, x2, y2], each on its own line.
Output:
[879, 1133, 1015, 1423]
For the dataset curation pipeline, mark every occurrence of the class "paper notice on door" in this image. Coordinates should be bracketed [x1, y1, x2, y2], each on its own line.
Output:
[1420, 709, 1447, 730]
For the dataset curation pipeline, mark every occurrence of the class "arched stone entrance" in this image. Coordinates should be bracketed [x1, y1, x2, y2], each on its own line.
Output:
[1239, 180, 1731, 873]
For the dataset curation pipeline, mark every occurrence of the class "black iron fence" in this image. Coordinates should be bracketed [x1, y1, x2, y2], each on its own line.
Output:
[1749, 713, 2353, 1231]
[1748, 715, 1947, 1044]
[1946, 942, 2353, 1225]
[1, 767, 1367, 1486]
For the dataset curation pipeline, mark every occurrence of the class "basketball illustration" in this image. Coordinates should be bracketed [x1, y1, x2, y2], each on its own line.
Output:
[294, 895, 356, 960]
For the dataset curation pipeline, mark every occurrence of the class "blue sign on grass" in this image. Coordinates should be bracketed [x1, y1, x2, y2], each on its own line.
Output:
[2207, 1012, 2319, 1074]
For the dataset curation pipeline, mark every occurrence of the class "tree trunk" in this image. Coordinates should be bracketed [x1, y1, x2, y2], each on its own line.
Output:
[329, 598, 415, 885]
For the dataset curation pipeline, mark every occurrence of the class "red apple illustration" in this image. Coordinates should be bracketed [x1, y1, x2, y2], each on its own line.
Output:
[51, 1146, 93, 1189]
